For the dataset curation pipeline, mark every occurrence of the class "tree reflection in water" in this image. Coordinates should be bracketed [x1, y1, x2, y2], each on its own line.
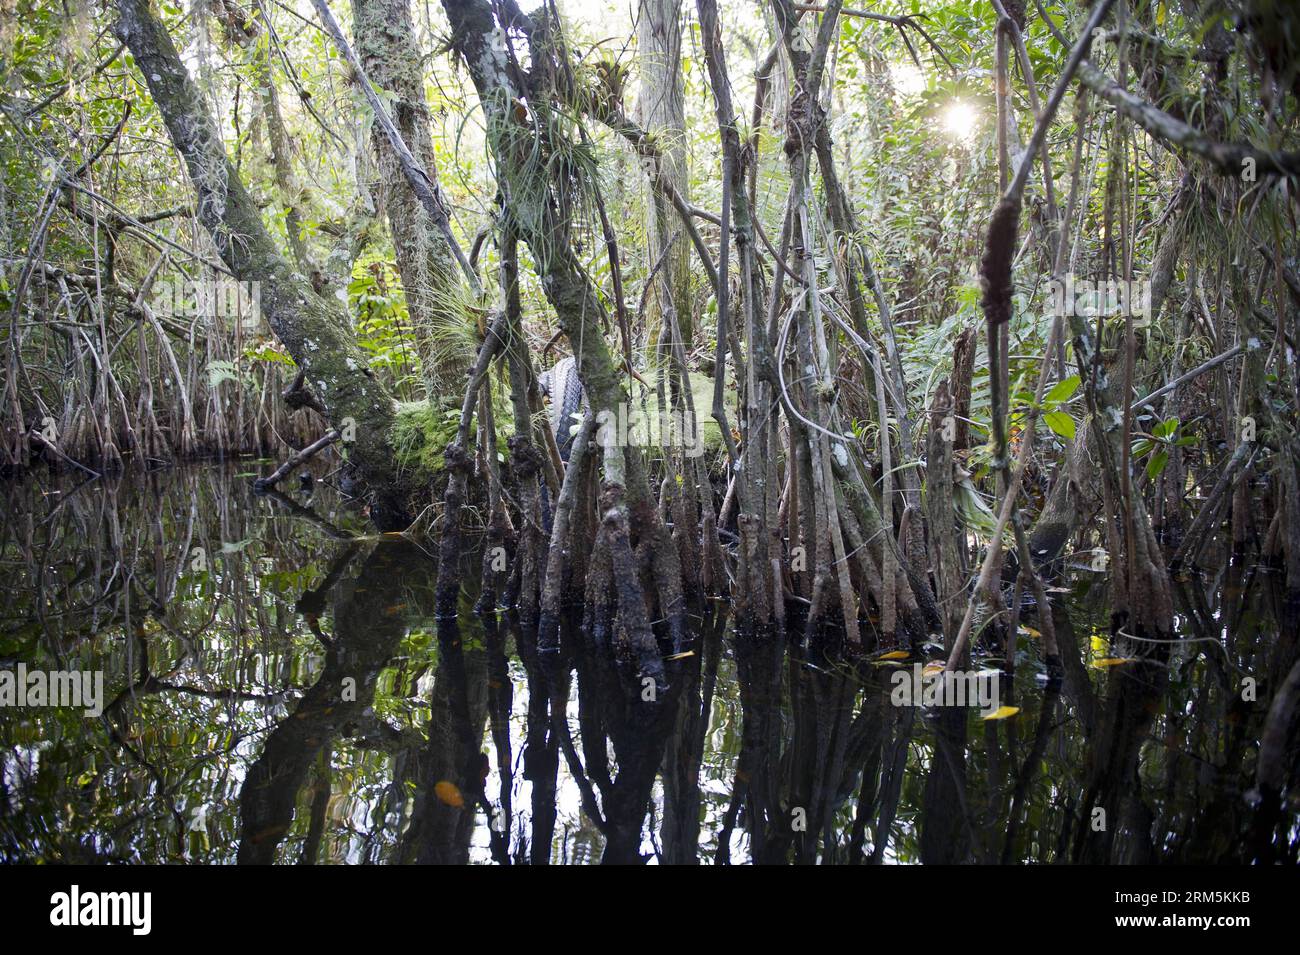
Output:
[0, 465, 1295, 864]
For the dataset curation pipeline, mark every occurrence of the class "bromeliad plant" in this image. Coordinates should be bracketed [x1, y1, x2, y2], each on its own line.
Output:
[1133, 416, 1198, 480]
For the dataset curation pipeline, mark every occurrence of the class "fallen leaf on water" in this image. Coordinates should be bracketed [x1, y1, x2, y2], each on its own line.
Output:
[982, 706, 1021, 721]
[922, 662, 945, 677]
[877, 650, 910, 660]
[1091, 657, 1138, 668]
[1020, 625, 1042, 639]
[434, 781, 465, 808]
[665, 650, 696, 660]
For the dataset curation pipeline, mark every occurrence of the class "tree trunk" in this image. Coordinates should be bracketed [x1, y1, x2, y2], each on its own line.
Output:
[353, 0, 471, 400]
[113, 0, 413, 527]
[637, 0, 692, 352]
[438, 0, 686, 660]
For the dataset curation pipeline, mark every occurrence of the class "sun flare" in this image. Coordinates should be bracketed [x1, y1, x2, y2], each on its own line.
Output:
[941, 100, 980, 141]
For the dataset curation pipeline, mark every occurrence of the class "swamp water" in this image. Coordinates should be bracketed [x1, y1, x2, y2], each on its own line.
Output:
[0, 463, 1293, 864]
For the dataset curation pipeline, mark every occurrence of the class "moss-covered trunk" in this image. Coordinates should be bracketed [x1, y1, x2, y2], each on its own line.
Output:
[113, 0, 412, 527]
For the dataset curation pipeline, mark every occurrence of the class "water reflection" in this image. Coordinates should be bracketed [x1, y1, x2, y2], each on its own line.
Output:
[0, 465, 1295, 863]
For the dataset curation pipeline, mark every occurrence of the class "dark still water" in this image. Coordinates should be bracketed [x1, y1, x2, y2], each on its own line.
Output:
[0, 463, 1294, 864]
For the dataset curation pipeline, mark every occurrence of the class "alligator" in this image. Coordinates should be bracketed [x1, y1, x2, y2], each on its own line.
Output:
[538, 355, 584, 462]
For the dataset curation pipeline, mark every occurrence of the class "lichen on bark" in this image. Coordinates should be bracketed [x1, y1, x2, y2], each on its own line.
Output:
[114, 0, 414, 526]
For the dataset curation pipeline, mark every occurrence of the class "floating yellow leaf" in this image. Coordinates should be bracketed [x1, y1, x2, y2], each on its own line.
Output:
[1091, 657, 1138, 668]
[1020, 626, 1042, 640]
[982, 705, 1021, 721]
[665, 650, 696, 661]
[877, 650, 910, 660]
[922, 662, 945, 677]
[434, 781, 465, 808]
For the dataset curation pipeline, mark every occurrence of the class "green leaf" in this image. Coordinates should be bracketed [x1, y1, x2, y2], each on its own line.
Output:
[1153, 417, 1179, 439]
[1146, 449, 1169, 479]
[206, 360, 241, 389]
[1044, 374, 1080, 406]
[1044, 410, 1076, 440]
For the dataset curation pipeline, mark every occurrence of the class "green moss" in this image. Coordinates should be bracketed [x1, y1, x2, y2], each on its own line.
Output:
[685, 370, 734, 451]
[390, 393, 514, 484]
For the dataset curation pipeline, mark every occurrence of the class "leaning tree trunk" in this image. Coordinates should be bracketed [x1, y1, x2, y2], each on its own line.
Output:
[113, 0, 413, 527]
